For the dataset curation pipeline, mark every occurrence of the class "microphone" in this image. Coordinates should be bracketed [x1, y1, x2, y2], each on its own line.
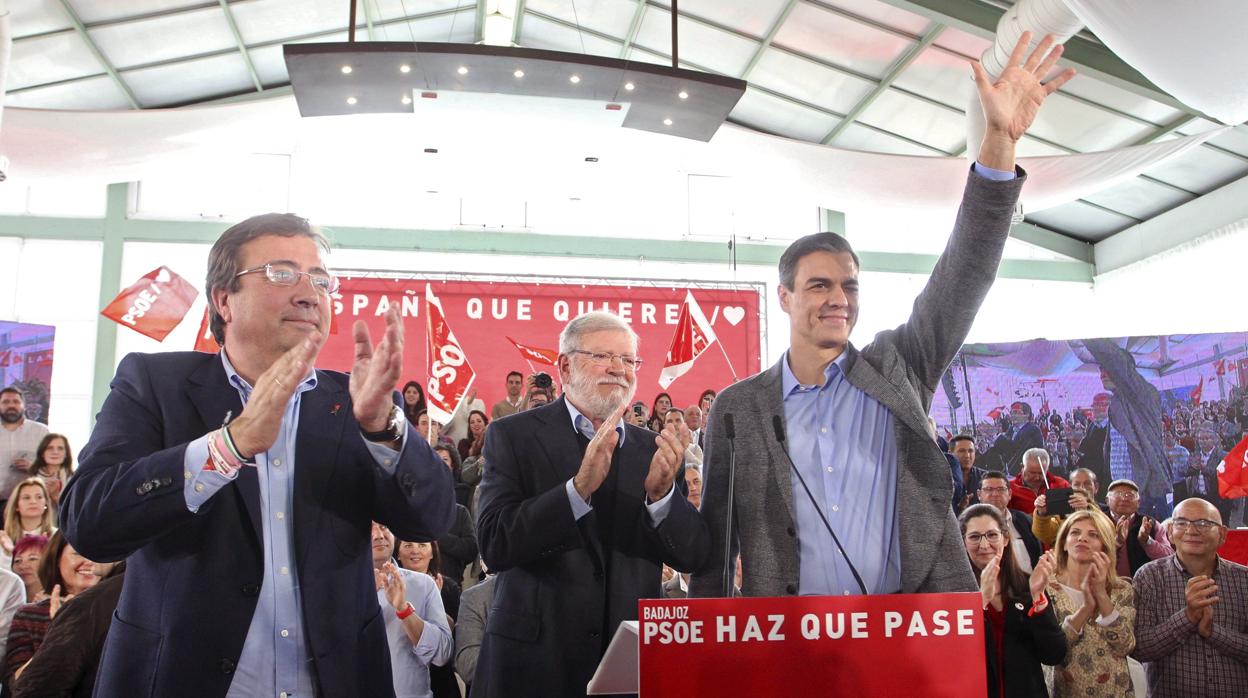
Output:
[721, 414, 737, 598]
[772, 415, 868, 596]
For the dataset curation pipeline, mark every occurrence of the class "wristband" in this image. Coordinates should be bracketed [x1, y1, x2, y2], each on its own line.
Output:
[221, 424, 257, 465]
[206, 430, 241, 478]
[396, 603, 416, 620]
[1027, 595, 1049, 617]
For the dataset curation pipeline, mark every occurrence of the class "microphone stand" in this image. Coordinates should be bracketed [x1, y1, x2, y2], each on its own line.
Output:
[721, 413, 737, 598]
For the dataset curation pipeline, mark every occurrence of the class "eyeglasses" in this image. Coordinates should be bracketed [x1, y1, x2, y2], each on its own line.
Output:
[965, 531, 1003, 546]
[1107, 490, 1139, 500]
[1171, 518, 1223, 532]
[568, 349, 643, 370]
[235, 262, 339, 295]
[978, 486, 1010, 495]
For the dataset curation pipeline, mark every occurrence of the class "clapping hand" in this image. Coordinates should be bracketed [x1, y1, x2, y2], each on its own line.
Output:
[1029, 551, 1057, 602]
[48, 584, 74, 619]
[573, 401, 631, 502]
[1185, 575, 1219, 632]
[980, 549, 1003, 611]
[374, 561, 408, 611]
[350, 306, 404, 435]
[645, 420, 691, 503]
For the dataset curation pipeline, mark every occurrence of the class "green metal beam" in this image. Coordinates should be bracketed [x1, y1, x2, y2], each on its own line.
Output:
[91, 184, 131, 419]
[1009, 221, 1093, 264]
[739, 0, 801, 81]
[618, 0, 647, 58]
[512, 0, 527, 45]
[821, 22, 944, 145]
[218, 0, 264, 91]
[1131, 114, 1200, 146]
[475, 0, 486, 44]
[53, 0, 142, 109]
[362, 0, 377, 41]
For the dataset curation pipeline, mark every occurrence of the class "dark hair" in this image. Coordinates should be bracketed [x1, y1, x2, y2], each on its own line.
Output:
[650, 393, 673, 417]
[958, 504, 1029, 601]
[949, 434, 975, 448]
[37, 529, 73, 595]
[981, 470, 1009, 484]
[205, 213, 330, 344]
[665, 408, 685, 421]
[506, 371, 523, 381]
[400, 539, 442, 578]
[0, 387, 23, 400]
[32, 433, 74, 479]
[1010, 401, 1034, 418]
[433, 444, 462, 472]
[401, 381, 426, 421]
[778, 232, 861, 290]
[468, 410, 489, 427]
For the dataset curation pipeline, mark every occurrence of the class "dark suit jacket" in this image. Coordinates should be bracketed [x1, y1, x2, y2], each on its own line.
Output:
[983, 594, 1066, 698]
[1009, 509, 1042, 569]
[1174, 448, 1229, 522]
[1075, 423, 1110, 500]
[58, 351, 455, 698]
[989, 422, 1044, 475]
[473, 397, 709, 698]
[690, 168, 1024, 599]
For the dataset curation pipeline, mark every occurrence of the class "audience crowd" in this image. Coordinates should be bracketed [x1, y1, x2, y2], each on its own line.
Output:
[1, 366, 1245, 697]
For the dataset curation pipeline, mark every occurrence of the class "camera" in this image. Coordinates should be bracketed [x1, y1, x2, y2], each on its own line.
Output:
[532, 372, 553, 390]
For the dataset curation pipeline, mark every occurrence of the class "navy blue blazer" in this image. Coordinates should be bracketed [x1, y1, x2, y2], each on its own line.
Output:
[59, 351, 455, 697]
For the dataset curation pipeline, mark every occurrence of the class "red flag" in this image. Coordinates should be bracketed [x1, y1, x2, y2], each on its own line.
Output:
[1215, 359, 1227, 375]
[1218, 434, 1248, 499]
[100, 266, 199, 342]
[193, 307, 221, 353]
[506, 336, 558, 366]
[425, 284, 476, 425]
[1191, 376, 1204, 406]
[986, 406, 1005, 420]
[658, 291, 719, 389]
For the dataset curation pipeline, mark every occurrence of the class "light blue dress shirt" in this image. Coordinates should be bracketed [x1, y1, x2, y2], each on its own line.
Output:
[182, 350, 407, 698]
[562, 399, 675, 524]
[380, 567, 453, 698]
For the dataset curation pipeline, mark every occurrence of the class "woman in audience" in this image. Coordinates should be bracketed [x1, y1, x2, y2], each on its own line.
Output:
[959, 504, 1065, 697]
[434, 445, 474, 510]
[699, 389, 716, 416]
[458, 410, 489, 461]
[1, 479, 55, 564]
[402, 381, 426, 425]
[4, 530, 103, 682]
[647, 393, 673, 432]
[9, 535, 48, 603]
[397, 539, 461, 698]
[30, 434, 74, 513]
[1047, 510, 1135, 696]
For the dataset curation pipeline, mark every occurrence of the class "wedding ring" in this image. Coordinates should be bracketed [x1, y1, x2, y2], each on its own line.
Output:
[273, 376, 287, 389]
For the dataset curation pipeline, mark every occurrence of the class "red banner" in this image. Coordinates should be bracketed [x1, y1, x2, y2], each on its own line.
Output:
[638, 594, 986, 697]
[1218, 434, 1248, 499]
[317, 278, 762, 411]
[1221, 530, 1248, 565]
[425, 284, 476, 424]
[193, 307, 221, 353]
[506, 336, 558, 367]
[101, 266, 199, 342]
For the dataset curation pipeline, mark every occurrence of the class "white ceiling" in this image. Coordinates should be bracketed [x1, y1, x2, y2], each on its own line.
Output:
[5, 0, 1248, 246]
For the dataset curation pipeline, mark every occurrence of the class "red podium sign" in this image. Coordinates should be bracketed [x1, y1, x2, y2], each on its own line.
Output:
[638, 594, 986, 697]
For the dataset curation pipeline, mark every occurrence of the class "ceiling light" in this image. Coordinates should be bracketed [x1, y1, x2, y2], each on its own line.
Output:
[346, 96, 358, 105]
[569, 74, 581, 84]
[424, 148, 438, 154]
[457, 66, 469, 75]
[400, 65, 411, 74]
[678, 90, 689, 99]
[663, 118, 673, 126]
[341, 66, 353, 74]
[513, 69, 525, 78]
[401, 95, 412, 105]
[585, 157, 599, 162]
[624, 82, 635, 91]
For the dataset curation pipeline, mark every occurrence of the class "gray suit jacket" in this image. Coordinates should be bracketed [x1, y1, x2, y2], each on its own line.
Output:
[690, 168, 1025, 598]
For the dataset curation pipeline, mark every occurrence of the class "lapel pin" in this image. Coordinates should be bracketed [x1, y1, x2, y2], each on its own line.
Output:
[331, 404, 342, 416]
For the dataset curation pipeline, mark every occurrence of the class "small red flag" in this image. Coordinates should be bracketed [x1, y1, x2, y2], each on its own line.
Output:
[101, 266, 198, 342]
[426, 284, 476, 425]
[506, 336, 558, 366]
[658, 291, 718, 389]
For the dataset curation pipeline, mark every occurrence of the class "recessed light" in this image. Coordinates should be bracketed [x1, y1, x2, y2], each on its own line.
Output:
[569, 74, 581, 84]
[421, 91, 438, 99]
[341, 66, 353, 74]
[678, 90, 689, 99]
[346, 96, 358, 105]
[400, 65, 411, 74]
[424, 148, 438, 154]
[585, 157, 599, 162]
[513, 69, 525, 78]
[401, 95, 412, 105]
[457, 66, 469, 75]
[663, 118, 673, 126]
[624, 81, 635, 91]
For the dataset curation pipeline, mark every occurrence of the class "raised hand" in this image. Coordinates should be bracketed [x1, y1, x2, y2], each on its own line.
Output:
[1029, 551, 1056, 601]
[1034, 494, 1048, 516]
[980, 549, 1003, 610]
[230, 332, 323, 457]
[1137, 516, 1154, 545]
[573, 400, 631, 502]
[645, 421, 691, 502]
[48, 584, 74, 619]
[972, 32, 1076, 144]
[1069, 492, 1088, 511]
[351, 306, 405, 433]
[374, 561, 408, 610]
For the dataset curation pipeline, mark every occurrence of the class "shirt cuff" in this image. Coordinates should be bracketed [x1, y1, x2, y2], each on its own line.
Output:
[645, 484, 677, 526]
[362, 424, 408, 474]
[183, 433, 238, 513]
[1096, 610, 1121, 627]
[972, 162, 1017, 181]
[566, 479, 592, 521]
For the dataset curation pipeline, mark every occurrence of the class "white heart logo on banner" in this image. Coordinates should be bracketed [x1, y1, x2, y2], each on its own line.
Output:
[722, 306, 745, 326]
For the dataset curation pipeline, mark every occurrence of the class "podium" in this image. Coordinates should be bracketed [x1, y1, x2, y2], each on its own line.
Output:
[590, 593, 988, 697]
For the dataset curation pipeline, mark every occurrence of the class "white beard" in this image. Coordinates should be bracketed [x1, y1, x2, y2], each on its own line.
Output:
[565, 368, 635, 421]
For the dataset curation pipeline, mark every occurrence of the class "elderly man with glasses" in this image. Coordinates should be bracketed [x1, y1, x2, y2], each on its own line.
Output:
[1105, 478, 1172, 577]
[60, 213, 456, 698]
[1133, 498, 1248, 697]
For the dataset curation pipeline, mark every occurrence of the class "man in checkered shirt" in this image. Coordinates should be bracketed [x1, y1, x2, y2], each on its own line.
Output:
[1133, 498, 1248, 697]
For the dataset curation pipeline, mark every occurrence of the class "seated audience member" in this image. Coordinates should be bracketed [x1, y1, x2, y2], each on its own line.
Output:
[415, 410, 455, 449]
[649, 393, 673, 431]
[1132, 498, 1247, 697]
[3, 531, 102, 682]
[436, 503, 478, 591]
[1031, 468, 1104, 548]
[0, 567, 24, 666]
[398, 539, 461, 698]
[698, 389, 715, 417]
[29, 434, 73, 512]
[663, 409, 703, 466]
[454, 571, 495, 693]
[433, 445, 472, 510]
[952, 434, 989, 513]
[9, 560, 124, 698]
[9, 535, 47, 603]
[684, 465, 702, 510]
[977, 472, 1042, 573]
[1, 479, 55, 567]
[1008, 448, 1070, 515]
[402, 381, 427, 425]
[490, 371, 525, 420]
[457, 410, 489, 462]
[684, 405, 704, 448]
[1047, 510, 1136, 697]
[1103, 479, 1171, 577]
[959, 504, 1065, 698]
[443, 390, 487, 445]
[371, 523, 452, 698]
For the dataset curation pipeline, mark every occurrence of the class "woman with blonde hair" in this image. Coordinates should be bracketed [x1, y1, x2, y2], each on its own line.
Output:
[0, 479, 55, 561]
[1047, 509, 1135, 696]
